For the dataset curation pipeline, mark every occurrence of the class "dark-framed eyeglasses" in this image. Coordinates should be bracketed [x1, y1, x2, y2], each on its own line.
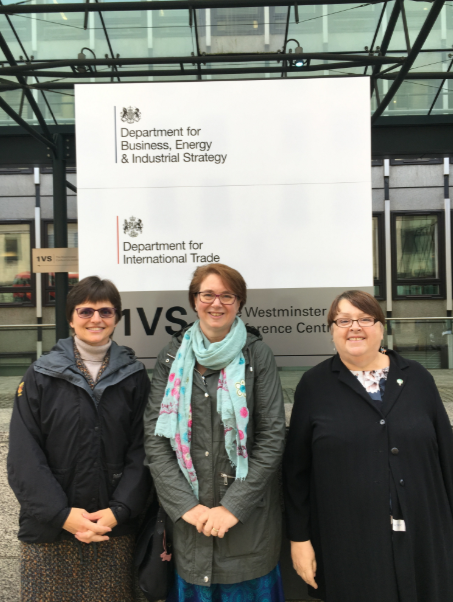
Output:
[333, 317, 378, 328]
[75, 307, 117, 319]
[195, 292, 238, 305]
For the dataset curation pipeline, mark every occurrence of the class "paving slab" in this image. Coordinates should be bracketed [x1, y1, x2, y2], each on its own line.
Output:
[0, 432, 20, 602]
[0, 558, 19, 602]
[0, 378, 20, 409]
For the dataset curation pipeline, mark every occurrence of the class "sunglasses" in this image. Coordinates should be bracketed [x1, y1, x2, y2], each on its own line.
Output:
[74, 307, 117, 319]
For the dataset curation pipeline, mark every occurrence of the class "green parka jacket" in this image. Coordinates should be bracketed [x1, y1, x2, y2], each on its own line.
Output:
[143, 326, 286, 586]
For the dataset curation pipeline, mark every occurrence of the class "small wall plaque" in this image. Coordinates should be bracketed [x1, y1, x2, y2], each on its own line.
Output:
[32, 248, 79, 273]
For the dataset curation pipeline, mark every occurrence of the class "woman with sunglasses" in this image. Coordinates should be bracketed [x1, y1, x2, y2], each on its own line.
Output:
[144, 263, 286, 602]
[8, 276, 151, 602]
[283, 290, 453, 602]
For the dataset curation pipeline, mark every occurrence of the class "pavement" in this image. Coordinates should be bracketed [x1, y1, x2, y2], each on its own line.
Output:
[1, 369, 453, 601]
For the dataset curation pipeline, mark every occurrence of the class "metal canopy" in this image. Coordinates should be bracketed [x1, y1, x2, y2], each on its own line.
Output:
[1, 0, 453, 141]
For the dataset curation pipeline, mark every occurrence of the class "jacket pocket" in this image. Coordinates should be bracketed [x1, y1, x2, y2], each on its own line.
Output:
[50, 465, 76, 497]
[219, 485, 268, 558]
[105, 462, 124, 496]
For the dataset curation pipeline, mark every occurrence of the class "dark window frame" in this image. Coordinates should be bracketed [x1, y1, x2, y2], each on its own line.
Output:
[0, 219, 35, 307]
[42, 219, 78, 307]
[373, 212, 385, 300]
[391, 210, 445, 300]
[40, 166, 76, 174]
[0, 167, 33, 175]
[390, 158, 443, 166]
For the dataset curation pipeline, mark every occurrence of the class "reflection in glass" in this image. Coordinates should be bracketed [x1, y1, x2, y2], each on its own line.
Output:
[395, 215, 439, 279]
[0, 292, 30, 304]
[396, 284, 440, 296]
[0, 224, 31, 294]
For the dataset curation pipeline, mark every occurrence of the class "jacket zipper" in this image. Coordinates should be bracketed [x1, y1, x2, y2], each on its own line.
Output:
[219, 472, 235, 486]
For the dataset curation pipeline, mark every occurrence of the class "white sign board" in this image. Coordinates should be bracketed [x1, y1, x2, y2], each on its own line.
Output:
[75, 78, 372, 368]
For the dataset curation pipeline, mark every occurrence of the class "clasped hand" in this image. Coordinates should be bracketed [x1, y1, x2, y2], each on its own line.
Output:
[63, 507, 118, 544]
[182, 504, 238, 538]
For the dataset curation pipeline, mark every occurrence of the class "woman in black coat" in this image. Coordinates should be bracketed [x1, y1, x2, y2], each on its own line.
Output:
[283, 290, 453, 602]
[8, 276, 151, 602]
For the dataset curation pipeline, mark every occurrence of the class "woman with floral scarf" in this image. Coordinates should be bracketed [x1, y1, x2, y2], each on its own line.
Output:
[144, 263, 286, 602]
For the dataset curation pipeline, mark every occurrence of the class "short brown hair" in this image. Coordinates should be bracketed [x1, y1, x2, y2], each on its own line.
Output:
[327, 290, 385, 329]
[188, 264, 247, 311]
[66, 276, 122, 324]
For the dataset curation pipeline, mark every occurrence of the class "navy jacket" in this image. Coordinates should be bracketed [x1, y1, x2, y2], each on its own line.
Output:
[7, 337, 151, 543]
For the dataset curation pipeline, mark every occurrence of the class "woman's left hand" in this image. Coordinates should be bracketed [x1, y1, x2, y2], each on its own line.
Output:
[75, 508, 118, 543]
[197, 506, 239, 538]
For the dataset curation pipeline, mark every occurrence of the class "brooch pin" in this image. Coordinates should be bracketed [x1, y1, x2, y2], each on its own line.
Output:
[397, 379, 403, 386]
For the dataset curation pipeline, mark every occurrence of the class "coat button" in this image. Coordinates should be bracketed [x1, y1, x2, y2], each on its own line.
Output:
[205, 451, 209, 456]
[165, 359, 169, 363]
[380, 419, 385, 425]
[94, 462, 98, 467]
[205, 393, 209, 398]
[391, 448, 399, 455]
[94, 426, 99, 431]
[399, 479, 405, 486]
[204, 576, 209, 583]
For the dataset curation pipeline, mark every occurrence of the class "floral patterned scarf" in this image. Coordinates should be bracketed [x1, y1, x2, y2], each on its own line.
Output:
[155, 318, 248, 498]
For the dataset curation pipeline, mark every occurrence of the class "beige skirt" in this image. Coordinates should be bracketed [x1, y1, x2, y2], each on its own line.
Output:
[20, 535, 137, 602]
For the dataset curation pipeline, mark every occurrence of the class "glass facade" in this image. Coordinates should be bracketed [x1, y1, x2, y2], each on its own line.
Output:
[394, 214, 442, 297]
[396, 215, 439, 279]
[0, 222, 32, 305]
[1, 1, 453, 124]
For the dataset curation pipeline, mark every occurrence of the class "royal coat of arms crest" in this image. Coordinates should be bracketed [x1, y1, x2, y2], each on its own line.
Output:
[120, 107, 141, 124]
[123, 217, 143, 237]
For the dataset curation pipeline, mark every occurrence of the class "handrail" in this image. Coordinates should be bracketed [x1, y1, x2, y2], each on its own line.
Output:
[0, 324, 55, 328]
[0, 319, 451, 327]
[387, 317, 453, 321]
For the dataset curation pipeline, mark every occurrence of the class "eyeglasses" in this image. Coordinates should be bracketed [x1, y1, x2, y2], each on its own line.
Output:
[195, 292, 238, 305]
[333, 317, 378, 328]
[75, 307, 117, 319]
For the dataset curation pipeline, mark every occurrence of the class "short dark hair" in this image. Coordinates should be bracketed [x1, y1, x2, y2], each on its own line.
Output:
[327, 290, 385, 329]
[66, 276, 122, 324]
[188, 263, 247, 311]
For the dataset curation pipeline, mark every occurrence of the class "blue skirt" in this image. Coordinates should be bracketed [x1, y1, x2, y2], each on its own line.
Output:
[166, 563, 285, 602]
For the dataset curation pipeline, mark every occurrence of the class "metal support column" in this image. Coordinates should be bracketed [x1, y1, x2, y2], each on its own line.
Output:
[34, 167, 43, 358]
[52, 134, 69, 341]
[444, 158, 453, 367]
[444, 158, 452, 316]
[384, 159, 393, 348]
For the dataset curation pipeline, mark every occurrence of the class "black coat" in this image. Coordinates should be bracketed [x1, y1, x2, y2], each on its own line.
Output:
[283, 350, 453, 602]
[7, 337, 152, 543]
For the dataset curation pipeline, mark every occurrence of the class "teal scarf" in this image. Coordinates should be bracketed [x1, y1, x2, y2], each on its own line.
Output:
[155, 318, 248, 498]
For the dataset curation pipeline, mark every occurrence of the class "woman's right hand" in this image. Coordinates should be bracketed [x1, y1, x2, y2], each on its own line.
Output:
[181, 504, 210, 527]
[290, 540, 318, 589]
[63, 508, 112, 542]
